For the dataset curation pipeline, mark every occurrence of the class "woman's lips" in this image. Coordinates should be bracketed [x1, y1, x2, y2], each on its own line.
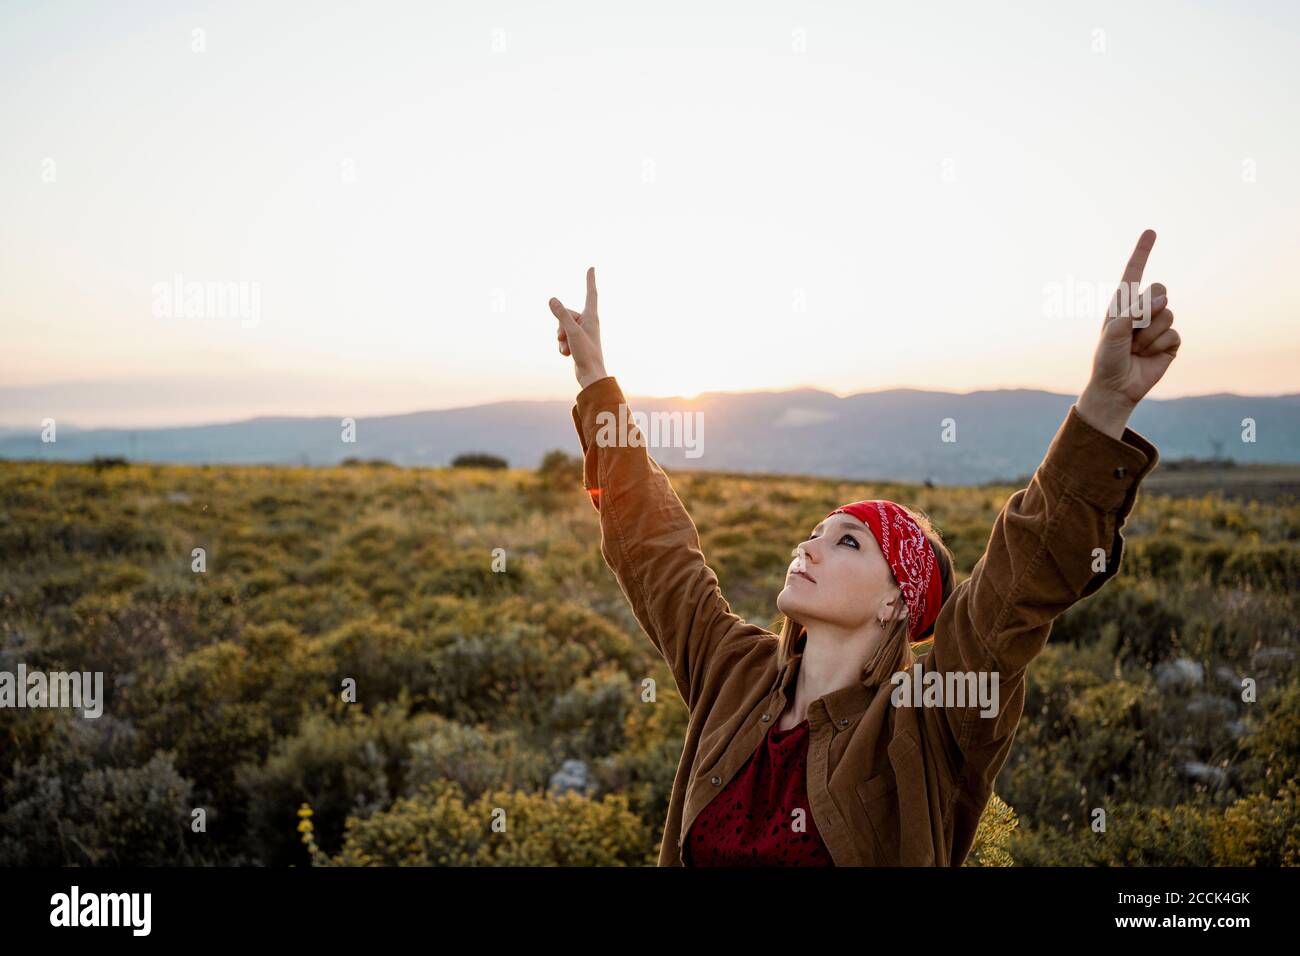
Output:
[791, 570, 816, 584]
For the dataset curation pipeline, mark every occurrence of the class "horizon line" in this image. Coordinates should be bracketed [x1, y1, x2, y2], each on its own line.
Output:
[2, 382, 1297, 434]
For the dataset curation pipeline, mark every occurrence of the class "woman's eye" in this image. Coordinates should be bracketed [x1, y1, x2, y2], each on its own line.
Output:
[807, 531, 858, 549]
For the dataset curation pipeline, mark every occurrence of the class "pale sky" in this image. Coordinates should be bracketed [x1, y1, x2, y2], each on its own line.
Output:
[2, 0, 1298, 427]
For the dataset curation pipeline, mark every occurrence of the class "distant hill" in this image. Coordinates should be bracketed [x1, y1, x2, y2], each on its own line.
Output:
[3, 386, 1298, 486]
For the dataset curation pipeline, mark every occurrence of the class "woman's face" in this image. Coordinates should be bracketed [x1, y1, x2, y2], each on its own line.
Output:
[777, 512, 903, 632]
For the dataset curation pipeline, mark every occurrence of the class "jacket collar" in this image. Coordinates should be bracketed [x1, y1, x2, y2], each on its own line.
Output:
[779, 630, 876, 728]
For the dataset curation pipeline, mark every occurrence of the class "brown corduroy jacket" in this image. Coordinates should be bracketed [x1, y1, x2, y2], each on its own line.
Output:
[570, 375, 1159, 866]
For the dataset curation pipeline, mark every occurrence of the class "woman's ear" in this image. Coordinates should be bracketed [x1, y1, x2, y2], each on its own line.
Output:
[878, 596, 900, 625]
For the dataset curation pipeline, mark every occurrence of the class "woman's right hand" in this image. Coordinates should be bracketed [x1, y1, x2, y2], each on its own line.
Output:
[550, 267, 608, 390]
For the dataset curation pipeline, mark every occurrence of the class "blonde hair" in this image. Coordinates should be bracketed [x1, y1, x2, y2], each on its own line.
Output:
[774, 506, 955, 688]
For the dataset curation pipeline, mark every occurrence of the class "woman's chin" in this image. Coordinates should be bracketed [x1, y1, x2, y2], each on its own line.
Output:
[776, 588, 805, 618]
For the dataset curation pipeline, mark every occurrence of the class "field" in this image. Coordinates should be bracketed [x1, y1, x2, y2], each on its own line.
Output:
[1, 455, 1297, 866]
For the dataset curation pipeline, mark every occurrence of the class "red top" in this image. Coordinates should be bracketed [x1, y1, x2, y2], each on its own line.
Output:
[683, 717, 834, 866]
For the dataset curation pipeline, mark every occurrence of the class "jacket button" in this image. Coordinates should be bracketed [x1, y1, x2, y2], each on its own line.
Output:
[711, 775, 721, 786]
[838, 718, 849, 727]
[760, 713, 770, 722]
[1113, 466, 1126, 478]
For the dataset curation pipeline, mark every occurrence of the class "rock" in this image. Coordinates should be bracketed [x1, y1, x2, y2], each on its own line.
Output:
[1155, 658, 1204, 692]
[1181, 761, 1228, 788]
[549, 759, 594, 796]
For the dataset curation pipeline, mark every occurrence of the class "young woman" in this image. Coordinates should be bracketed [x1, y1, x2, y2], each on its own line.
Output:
[548, 230, 1179, 866]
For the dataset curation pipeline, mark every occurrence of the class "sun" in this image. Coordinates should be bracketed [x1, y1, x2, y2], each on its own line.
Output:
[614, 361, 764, 403]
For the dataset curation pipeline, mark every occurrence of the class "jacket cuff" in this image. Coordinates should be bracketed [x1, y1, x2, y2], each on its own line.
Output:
[571, 375, 622, 445]
[570, 376, 623, 502]
[1039, 403, 1159, 512]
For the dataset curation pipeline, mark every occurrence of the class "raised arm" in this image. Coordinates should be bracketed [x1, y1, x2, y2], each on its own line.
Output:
[912, 229, 1178, 856]
[551, 270, 768, 714]
[919, 402, 1158, 754]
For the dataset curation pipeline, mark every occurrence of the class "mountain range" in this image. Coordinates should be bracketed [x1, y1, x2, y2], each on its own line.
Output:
[3, 386, 1298, 486]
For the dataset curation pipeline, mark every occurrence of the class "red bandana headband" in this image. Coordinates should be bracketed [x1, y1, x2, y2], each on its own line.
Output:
[826, 500, 942, 642]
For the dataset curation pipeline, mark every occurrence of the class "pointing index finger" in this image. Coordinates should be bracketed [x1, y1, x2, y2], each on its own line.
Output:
[1110, 229, 1157, 320]
[584, 266, 598, 315]
[1121, 229, 1157, 288]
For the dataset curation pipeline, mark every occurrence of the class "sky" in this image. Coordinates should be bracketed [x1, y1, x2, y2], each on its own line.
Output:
[2, 0, 1298, 428]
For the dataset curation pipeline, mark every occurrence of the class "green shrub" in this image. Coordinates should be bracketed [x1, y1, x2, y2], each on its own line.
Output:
[536, 449, 583, 488]
[310, 618, 434, 707]
[1223, 544, 1300, 590]
[237, 701, 437, 865]
[322, 778, 651, 866]
[0, 751, 192, 866]
[403, 717, 552, 800]
[451, 453, 508, 469]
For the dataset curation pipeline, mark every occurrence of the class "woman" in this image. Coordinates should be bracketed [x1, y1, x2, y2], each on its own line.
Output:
[548, 230, 1179, 866]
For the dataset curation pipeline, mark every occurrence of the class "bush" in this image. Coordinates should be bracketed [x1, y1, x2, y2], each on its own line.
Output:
[403, 717, 552, 800]
[322, 778, 652, 866]
[1052, 574, 1188, 665]
[425, 620, 593, 726]
[132, 624, 332, 840]
[1009, 783, 1300, 866]
[1239, 678, 1300, 790]
[1009, 802, 1216, 866]
[1213, 779, 1300, 865]
[1223, 544, 1300, 590]
[536, 449, 583, 488]
[451, 453, 508, 469]
[1134, 536, 1185, 580]
[544, 665, 634, 760]
[236, 700, 437, 865]
[0, 751, 192, 866]
[310, 618, 435, 707]
[1188, 541, 1233, 583]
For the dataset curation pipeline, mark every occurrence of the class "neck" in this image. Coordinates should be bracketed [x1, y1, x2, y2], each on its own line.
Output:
[780, 620, 885, 729]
